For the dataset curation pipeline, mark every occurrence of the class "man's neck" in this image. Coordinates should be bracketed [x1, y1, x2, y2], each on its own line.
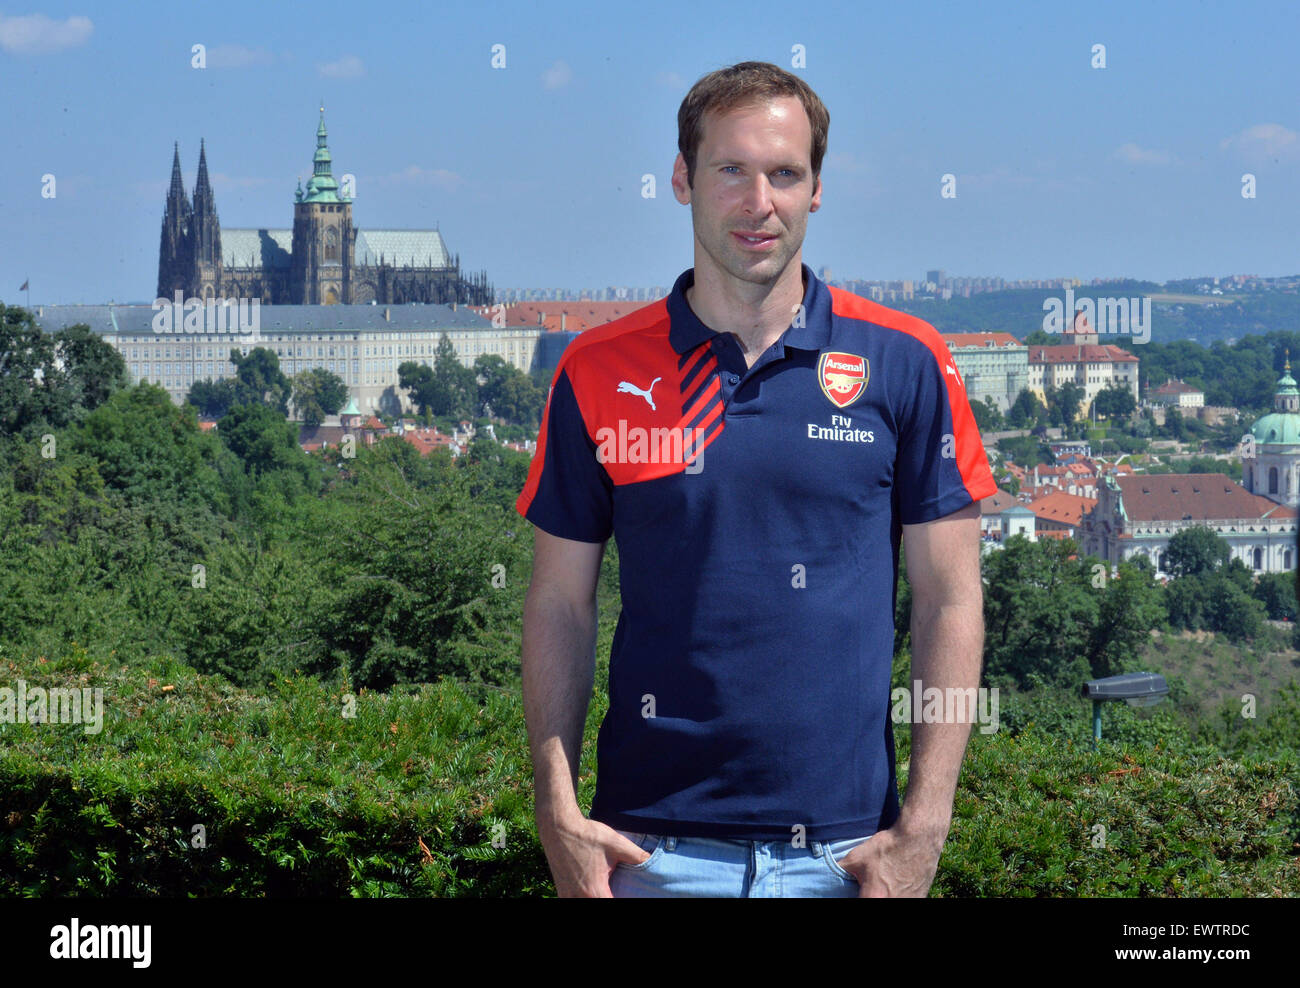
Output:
[686, 262, 806, 368]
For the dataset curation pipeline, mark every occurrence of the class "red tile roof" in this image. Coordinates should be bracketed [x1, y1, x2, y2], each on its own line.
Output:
[941, 332, 1023, 347]
[467, 300, 657, 331]
[1027, 491, 1098, 525]
[1115, 474, 1296, 521]
[1028, 344, 1139, 364]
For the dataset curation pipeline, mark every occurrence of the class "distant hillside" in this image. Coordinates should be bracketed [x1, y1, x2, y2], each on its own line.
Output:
[877, 284, 1300, 346]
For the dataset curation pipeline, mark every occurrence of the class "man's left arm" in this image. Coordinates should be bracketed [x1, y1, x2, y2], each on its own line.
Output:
[843, 500, 984, 897]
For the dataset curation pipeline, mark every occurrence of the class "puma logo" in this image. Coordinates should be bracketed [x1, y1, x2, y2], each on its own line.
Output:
[946, 363, 963, 385]
[617, 376, 661, 411]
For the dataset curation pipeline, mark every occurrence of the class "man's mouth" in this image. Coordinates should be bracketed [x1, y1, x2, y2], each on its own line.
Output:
[733, 231, 778, 249]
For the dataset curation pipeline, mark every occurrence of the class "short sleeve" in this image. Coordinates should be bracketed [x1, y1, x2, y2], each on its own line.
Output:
[515, 366, 614, 542]
[893, 343, 996, 525]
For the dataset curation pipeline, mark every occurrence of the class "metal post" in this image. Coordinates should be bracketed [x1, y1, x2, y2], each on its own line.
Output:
[1092, 700, 1103, 751]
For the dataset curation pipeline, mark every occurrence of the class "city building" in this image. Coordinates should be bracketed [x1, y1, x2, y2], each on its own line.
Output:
[30, 302, 544, 416]
[940, 332, 1029, 413]
[1026, 315, 1140, 418]
[1243, 358, 1300, 509]
[157, 109, 492, 307]
[1079, 473, 1296, 575]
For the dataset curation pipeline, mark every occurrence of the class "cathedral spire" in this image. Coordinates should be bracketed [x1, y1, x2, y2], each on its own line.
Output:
[194, 138, 215, 212]
[301, 104, 344, 202]
[190, 137, 222, 275]
[158, 142, 194, 299]
[167, 142, 188, 204]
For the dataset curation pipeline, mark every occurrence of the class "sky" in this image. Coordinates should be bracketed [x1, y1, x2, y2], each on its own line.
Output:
[1, 0, 1297, 304]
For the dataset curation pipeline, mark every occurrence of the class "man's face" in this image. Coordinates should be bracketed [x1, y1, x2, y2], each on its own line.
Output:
[673, 95, 822, 288]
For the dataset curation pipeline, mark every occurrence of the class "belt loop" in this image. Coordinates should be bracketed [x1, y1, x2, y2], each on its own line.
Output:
[664, 836, 676, 851]
[810, 839, 823, 858]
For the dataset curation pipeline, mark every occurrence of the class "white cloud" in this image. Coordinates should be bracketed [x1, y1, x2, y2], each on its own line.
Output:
[1111, 142, 1172, 165]
[206, 44, 274, 69]
[656, 70, 686, 89]
[0, 13, 92, 54]
[376, 165, 465, 191]
[318, 54, 365, 79]
[1219, 123, 1299, 162]
[542, 59, 572, 90]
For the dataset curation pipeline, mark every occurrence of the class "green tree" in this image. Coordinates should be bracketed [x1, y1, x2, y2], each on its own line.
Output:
[971, 396, 1003, 433]
[187, 378, 239, 418]
[981, 535, 1098, 689]
[398, 361, 437, 417]
[1091, 381, 1136, 420]
[1007, 388, 1045, 429]
[230, 347, 291, 414]
[72, 383, 232, 513]
[52, 322, 130, 413]
[292, 367, 349, 428]
[0, 304, 127, 442]
[1164, 526, 1230, 578]
[430, 334, 477, 420]
[1085, 554, 1167, 677]
[1253, 570, 1297, 621]
[218, 402, 310, 479]
[1045, 382, 1086, 429]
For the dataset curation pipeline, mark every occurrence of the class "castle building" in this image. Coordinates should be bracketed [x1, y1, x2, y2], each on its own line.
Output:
[157, 109, 492, 307]
[1026, 313, 1140, 419]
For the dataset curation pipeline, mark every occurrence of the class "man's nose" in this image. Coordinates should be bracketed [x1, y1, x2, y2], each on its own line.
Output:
[742, 174, 774, 215]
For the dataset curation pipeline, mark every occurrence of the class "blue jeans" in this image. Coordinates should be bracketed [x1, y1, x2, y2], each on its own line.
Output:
[608, 830, 873, 897]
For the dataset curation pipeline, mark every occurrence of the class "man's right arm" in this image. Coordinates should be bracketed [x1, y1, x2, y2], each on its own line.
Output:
[522, 527, 604, 834]
[521, 526, 647, 896]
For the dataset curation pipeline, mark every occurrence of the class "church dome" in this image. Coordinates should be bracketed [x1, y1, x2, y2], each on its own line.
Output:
[1251, 411, 1300, 444]
[1250, 357, 1300, 445]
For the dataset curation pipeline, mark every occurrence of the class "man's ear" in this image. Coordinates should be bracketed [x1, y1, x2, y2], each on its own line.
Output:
[671, 153, 692, 205]
[810, 174, 823, 213]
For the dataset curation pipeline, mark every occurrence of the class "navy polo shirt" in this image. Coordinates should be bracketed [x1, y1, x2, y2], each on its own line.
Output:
[517, 263, 996, 841]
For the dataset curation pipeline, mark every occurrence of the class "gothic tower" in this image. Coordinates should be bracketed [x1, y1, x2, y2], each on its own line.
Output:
[191, 139, 224, 299]
[156, 143, 193, 299]
[290, 107, 354, 304]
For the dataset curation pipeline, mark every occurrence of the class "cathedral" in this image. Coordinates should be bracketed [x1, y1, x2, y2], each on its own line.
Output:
[156, 109, 493, 306]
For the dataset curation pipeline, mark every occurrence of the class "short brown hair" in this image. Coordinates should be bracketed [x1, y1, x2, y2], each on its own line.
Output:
[677, 61, 830, 189]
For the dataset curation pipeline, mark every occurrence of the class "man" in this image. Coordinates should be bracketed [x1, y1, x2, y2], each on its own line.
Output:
[517, 61, 995, 897]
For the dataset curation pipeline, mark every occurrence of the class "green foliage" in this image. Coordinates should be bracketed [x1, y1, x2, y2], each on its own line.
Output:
[71, 383, 234, 514]
[229, 346, 291, 414]
[474, 353, 545, 427]
[1253, 571, 1298, 621]
[933, 725, 1298, 896]
[0, 651, 550, 896]
[1091, 381, 1135, 420]
[997, 432, 1051, 466]
[217, 402, 315, 486]
[304, 461, 527, 690]
[398, 337, 478, 420]
[291, 367, 349, 428]
[186, 377, 238, 419]
[1165, 525, 1230, 578]
[0, 303, 128, 445]
[1006, 388, 1046, 430]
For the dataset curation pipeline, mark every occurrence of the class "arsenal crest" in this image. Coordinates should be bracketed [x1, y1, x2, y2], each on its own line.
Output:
[818, 351, 868, 408]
